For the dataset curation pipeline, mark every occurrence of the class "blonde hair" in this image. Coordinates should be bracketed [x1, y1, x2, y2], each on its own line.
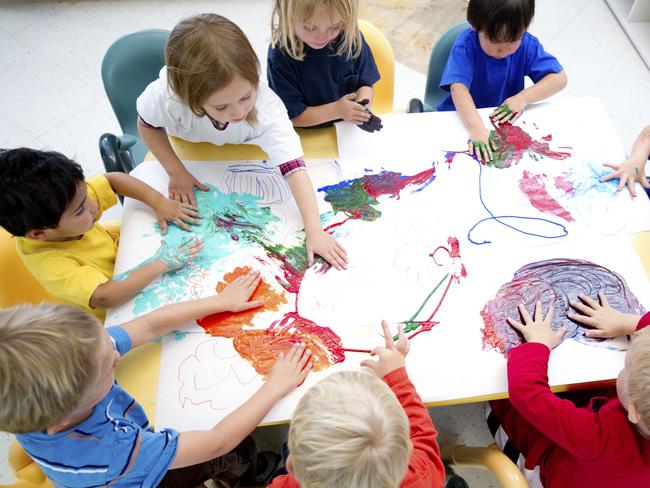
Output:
[166, 14, 259, 123]
[288, 370, 411, 488]
[0, 304, 103, 433]
[628, 326, 650, 427]
[271, 0, 362, 61]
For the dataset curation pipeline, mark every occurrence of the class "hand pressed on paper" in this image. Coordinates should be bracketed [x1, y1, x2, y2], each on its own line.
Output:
[490, 95, 526, 124]
[361, 320, 410, 377]
[266, 342, 313, 395]
[168, 169, 209, 207]
[601, 158, 650, 197]
[568, 292, 639, 338]
[507, 301, 565, 350]
[216, 270, 264, 312]
[336, 93, 371, 125]
[154, 197, 202, 233]
[157, 239, 202, 272]
[357, 98, 383, 133]
[306, 229, 348, 270]
[469, 127, 497, 163]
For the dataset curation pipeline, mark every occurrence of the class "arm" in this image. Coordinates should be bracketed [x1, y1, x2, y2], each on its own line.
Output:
[291, 94, 370, 127]
[285, 170, 348, 270]
[568, 292, 641, 338]
[356, 86, 374, 106]
[450, 83, 495, 163]
[602, 126, 650, 196]
[89, 260, 168, 309]
[137, 119, 208, 206]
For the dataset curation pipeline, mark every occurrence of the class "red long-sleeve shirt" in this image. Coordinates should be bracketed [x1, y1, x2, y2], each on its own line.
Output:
[267, 367, 445, 488]
[502, 312, 650, 487]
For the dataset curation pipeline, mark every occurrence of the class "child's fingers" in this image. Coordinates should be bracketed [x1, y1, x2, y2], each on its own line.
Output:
[174, 218, 192, 231]
[584, 328, 610, 339]
[396, 325, 408, 352]
[297, 348, 312, 370]
[297, 362, 312, 383]
[544, 305, 554, 324]
[534, 301, 542, 320]
[640, 177, 650, 189]
[240, 300, 263, 311]
[626, 177, 638, 197]
[567, 312, 594, 326]
[554, 325, 566, 340]
[381, 320, 394, 348]
[578, 293, 600, 310]
[360, 358, 378, 370]
[507, 317, 525, 333]
[518, 303, 532, 324]
[597, 292, 609, 307]
[569, 299, 594, 316]
[158, 219, 168, 234]
[286, 342, 305, 362]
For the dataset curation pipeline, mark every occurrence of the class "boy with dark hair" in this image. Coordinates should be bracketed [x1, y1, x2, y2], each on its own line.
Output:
[437, 0, 567, 163]
[0, 148, 200, 321]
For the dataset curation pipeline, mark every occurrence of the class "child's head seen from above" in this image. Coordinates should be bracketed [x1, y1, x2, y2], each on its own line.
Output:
[467, 0, 535, 59]
[618, 326, 650, 435]
[166, 14, 260, 125]
[0, 148, 95, 241]
[271, 0, 362, 61]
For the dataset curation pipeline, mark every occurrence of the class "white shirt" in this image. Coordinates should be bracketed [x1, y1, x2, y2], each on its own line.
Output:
[136, 67, 304, 166]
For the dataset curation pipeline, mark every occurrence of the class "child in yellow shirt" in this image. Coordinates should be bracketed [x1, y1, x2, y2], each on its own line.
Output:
[0, 148, 200, 321]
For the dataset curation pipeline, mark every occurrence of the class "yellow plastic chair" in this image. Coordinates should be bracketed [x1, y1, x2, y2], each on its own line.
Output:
[358, 19, 394, 114]
[442, 443, 530, 487]
[0, 443, 52, 488]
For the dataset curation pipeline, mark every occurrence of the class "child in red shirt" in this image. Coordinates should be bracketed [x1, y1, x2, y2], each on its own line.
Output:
[268, 321, 445, 488]
[490, 296, 650, 488]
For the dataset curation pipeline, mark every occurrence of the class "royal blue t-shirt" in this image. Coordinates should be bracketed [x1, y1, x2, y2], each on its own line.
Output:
[437, 29, 563, 111]
[267, 33, 380, 122]
[17, 327, 179, 487]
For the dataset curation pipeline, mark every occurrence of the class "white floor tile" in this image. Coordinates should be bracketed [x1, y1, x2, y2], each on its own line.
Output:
[0, 0, 75, 34]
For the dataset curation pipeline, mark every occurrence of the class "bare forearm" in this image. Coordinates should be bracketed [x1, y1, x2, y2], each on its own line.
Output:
[137, 120, 187, 176]
[518, 71, 567, 105]
[286, 170, 322, 234]
[356, 85, 374, 104]
[104, 172, 165, 209]
[630, 126, 650, 164]
[450, 83, 486, 132]
[89, 260, 166, 309]
[291, 103, 339, 127]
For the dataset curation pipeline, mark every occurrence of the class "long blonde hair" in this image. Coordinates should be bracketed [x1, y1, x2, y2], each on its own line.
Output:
[166, 14, 259, 124]
[271, 0, 362, 61]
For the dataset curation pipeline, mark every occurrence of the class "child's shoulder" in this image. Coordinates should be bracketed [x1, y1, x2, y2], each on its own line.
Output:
[453, 27, 478, 49]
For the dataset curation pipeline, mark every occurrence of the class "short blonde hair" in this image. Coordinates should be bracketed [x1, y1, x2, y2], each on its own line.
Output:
[271, 0, 362, 61]
[166, 14, 259, 123]
[628, 326, 650, 427]
[288, 370, 411, 488]
[0, 304, 103, 433]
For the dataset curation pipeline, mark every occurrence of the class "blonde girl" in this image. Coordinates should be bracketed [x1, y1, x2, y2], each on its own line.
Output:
[268, 0, 380, 128]
[137, 13, 348, 269]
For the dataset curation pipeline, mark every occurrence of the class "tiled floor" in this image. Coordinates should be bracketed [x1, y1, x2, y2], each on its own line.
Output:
[1, 0, 648, 486]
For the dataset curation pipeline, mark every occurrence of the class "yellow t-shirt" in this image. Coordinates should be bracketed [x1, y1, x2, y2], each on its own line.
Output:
[16, 175, 118, 322]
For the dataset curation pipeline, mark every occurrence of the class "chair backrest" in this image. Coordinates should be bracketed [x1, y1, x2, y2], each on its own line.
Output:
[0, 441, 53, 488]
[0, 229, 53, 308]
[423, 21, 469, 111]
[101, 29, 170, 166]
[358, 20, 394, 114]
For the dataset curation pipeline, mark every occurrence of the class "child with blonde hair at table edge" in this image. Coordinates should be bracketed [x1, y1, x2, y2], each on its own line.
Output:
[0, 270, 312, 487]
[601, 125, 650, 197]
[0, 148, 200, 323]
[488, 295, 650, 487]
[437, 0, 567, 162]
[268, 321, 446, 488]
[137, 13, 348, 270]
[267, 0, 382, 132]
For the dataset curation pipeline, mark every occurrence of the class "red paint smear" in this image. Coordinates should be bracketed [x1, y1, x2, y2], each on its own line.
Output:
[196, 266, 288, 337]
[494, 122, 571, 167]
[554, 175, 574, 193]
[430, 236, 467, 281]
[542, 134, 552, 141]
[519, 170, 575, 222]
[362, 166, 437, 199]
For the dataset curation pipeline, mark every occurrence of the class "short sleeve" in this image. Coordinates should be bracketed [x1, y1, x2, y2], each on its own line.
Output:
[86, 176, 117, 221]
[355, 34, 381, 87]
[108, 326, 132, 356]
[439, 31, 476, 92]
[525, 35, 563, 83]
[136, 68, 180, 130]
[267, 46, 308, 119]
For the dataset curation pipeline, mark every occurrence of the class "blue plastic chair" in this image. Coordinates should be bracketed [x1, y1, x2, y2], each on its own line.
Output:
[99, 29, 170, 174]
[408, 21, 469, 113]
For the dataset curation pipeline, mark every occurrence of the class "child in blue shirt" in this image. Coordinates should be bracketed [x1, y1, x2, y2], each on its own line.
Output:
[438, 0, 567, 162]
[267, 0, 381, 130]
[1, 270, 312, 487]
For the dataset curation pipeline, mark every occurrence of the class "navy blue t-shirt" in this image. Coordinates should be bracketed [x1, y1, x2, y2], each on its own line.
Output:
[267, 33, 380, 121]
[437, 29, 563, 111]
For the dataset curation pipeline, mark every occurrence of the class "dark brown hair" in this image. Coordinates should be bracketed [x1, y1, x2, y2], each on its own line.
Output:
[467, 0, 535, 43]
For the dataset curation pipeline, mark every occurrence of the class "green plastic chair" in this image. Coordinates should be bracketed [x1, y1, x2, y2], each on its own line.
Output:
[408, 21, 469, 113]
[99, 29, 170, 174]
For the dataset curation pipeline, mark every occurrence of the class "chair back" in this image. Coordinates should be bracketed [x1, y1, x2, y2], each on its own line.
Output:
[423, 21, 469, 111]
[101, 29, 170, 166]
[358, 20, 394, 114]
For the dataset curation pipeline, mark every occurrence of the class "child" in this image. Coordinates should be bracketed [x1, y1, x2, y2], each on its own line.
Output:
[0, 270, 312, 487]
[268, 321, 446, 488]
[488, 299, 650, 487]
[137, 14, 348, 270]
[438, 0, 567, 163]
[267, 0, 382, 131]
[0, 148, 200, 322]
[601, 125, 650, 197]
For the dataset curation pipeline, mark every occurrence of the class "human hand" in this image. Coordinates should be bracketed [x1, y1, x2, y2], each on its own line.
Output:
[357, 99, 383, 133]
[568, 292, 639, 338]
[336, 93, 371, 125]
[469, 127, 497, 163]
[154, 196, 202, 233]
[157, 239, 202, 272]
[507, 301, 565, 350]
[266, 342, 312, 395]
[601, 158, 650, 197]
[361, 321, 410, 377]
[490, 95, 527, 124]
[306, 229, 348, 270]
[216, 270, 264, 312]
[168, 169, 209, 206]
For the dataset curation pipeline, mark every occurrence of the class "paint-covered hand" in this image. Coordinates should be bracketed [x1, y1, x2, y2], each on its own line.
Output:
[507, 301, 564, 350]
[157, 239, 202, 272]
[601, 158, 650, 197]
[361, 321, 410, 378]
[154, 196, 202, 233]
[357, 99, 383, 133]
[568, 292, 640, 338]
[216, 270, 264, 312]
[469, 127, 497, 163]
[306, 229, 349, 270]
[490, 96, 526, 124]
[168, 169, 209, 207]
[266, 342, 312, 395]
[336, 93, 371, 125]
